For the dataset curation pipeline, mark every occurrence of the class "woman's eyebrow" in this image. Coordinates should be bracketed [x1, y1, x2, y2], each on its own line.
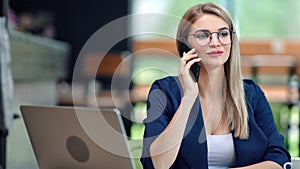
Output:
[218, 27, 229, 31]
[195, 27, 230, 32]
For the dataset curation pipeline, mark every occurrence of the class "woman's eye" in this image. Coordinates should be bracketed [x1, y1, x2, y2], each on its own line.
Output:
[196, 32, 210, 39]
[219, 31, 229, 37]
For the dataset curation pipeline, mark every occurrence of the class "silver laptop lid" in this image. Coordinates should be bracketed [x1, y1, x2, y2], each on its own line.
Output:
[20, 105, 136, 169]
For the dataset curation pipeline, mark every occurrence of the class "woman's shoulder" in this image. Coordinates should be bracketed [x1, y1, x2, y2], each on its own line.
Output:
[152, 76, 181, 89]
[243, 79, 260, 92]
[242, 79, 265, 102]
[150, 76, 182, 96]
[155, 76, 179, 83]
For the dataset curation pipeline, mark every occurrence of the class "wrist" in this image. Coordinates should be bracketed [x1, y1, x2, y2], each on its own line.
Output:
[182, 93, 198, 103]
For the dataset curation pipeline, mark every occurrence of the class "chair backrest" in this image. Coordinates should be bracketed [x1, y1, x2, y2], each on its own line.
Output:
[83, 51, 132, 90]
[244, 54, 299, 104]
[84, 53, 124, 76]
[251, 55, 297, 85]
[241, 55, 255, 79]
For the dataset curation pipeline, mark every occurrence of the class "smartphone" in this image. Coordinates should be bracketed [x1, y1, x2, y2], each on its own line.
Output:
[181, 42, 201, 82]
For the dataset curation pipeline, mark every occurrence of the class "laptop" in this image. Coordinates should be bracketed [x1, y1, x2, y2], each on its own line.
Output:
[20, 105, 136, 169]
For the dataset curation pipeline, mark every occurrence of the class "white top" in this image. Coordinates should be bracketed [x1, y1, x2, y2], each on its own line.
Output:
[207, 133, 236, 169]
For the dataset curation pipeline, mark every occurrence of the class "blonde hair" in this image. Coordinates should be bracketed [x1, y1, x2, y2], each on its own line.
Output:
[176, 3, 249, 139]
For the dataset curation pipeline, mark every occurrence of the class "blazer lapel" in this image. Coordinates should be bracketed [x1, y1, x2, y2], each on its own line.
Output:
[233, 109, 268, 167]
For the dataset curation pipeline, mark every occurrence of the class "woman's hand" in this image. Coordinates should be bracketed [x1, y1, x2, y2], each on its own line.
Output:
[178, 48, 201, 97]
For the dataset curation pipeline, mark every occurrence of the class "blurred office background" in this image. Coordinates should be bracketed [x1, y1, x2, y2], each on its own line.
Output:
[2, 0, 300, 169]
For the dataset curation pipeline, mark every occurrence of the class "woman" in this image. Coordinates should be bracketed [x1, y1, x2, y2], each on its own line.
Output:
[140, 2, 290, 169]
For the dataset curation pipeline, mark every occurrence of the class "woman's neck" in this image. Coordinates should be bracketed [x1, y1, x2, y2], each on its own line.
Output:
[198, 66, 229, 135]
[198, 66, 226, 99]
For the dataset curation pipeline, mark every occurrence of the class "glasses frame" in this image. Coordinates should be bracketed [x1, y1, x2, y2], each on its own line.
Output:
[187, 28, 235, 46]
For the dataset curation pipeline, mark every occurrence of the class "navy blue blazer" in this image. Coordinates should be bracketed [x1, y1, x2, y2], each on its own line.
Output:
[141, 76, 290, 169]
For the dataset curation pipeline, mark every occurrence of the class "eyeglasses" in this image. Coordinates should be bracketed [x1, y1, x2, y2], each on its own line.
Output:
[188, 28, 235, 46]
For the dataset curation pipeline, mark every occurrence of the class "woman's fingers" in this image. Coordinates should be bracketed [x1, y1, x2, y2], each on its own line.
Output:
[178, 48, 201, 81]
[180, 48, 201, 69]
[181, 54, 198, 65]
[186, 48, 196, 55]
[178, 48, 200, 94]
[186, 58, 201, 69]
[181, 48, 197, 62]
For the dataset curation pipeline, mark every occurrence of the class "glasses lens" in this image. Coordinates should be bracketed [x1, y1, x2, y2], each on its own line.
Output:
[193, 29, 232, 46]
[194, 31, 211, 46]
[218, 29, 231, 45]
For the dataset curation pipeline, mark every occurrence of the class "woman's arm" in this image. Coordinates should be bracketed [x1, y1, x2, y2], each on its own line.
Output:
[239, 80, 290, 168]
[149, 50, 201, 169]
[150, 95, 197, 169]
[231, 160, 282, 169]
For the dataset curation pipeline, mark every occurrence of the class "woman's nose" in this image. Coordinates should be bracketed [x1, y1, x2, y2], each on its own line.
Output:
[209, 34, 221, 46]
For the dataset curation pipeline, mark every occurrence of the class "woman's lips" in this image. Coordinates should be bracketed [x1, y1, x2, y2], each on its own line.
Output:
[207, 50, 224, 57]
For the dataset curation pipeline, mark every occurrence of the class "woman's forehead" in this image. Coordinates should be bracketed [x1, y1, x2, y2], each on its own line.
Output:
[190, 14, 229, 32]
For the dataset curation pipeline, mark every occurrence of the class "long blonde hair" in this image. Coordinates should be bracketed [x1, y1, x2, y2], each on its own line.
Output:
[176, 3, 249, 139]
